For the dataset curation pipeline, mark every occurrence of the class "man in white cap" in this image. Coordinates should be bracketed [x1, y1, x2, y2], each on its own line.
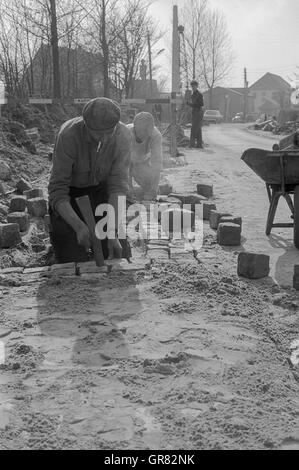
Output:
[48, 97, 131, 263]
[127, 112, 163, 200]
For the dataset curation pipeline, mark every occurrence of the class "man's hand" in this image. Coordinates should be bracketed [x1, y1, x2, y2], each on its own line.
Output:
[57, 200, 93, 252]
[76, 223, 92, 250]
[108, 238, 123, 260]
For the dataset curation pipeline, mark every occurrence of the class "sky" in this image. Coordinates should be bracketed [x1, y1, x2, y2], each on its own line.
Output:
[149, 0, 299, 89]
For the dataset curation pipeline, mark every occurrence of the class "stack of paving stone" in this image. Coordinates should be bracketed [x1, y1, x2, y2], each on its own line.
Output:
[208, 209, 243, 247]
[0, 178, 49, 249]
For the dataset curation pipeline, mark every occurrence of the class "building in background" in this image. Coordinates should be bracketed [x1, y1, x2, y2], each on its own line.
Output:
[25, 44, 118, 100]
[202, 87, 254, 121]
[130, 60, 158, 99]
[249, 72, 291, 118]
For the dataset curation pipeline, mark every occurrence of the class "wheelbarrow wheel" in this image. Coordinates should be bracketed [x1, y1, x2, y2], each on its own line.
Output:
[294, 185, 299, 248]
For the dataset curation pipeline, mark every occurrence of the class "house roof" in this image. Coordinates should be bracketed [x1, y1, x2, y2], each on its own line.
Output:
[203, 86, 243, 96]
[35, 44, 104, 63]
[202, 86, 254, 98]
[250, 73, 291, 91]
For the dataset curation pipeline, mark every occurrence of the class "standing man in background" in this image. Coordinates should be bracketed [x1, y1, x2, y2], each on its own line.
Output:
[187, 80, 204, 149]
[127, 112, 163, 201]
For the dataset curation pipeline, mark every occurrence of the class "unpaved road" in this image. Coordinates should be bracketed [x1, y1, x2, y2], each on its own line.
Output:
[169, 123, 299, 287]
[1, 125, 299, 450]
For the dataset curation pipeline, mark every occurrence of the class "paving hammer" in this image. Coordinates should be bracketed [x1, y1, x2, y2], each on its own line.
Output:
[75, 195, 105, 267]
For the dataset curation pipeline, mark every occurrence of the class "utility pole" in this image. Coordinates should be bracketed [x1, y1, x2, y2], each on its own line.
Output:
[147, 31, 153, 98]
[170, 5, 180, 160]
[243, 67, 249, 120]
[101, 0, 110, 98]
[178, 25, 189, 91]
[224, 94, 230, 122]
[49, 0, 61, 100]
[172, 5, 180, 93]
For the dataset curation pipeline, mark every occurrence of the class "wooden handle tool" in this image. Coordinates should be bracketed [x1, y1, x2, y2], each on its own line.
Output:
[75, 195, 105, 267]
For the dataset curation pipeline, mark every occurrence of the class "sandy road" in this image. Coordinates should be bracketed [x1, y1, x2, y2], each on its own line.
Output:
[166, 123, 299, 286]
[1, 125, 299, 450]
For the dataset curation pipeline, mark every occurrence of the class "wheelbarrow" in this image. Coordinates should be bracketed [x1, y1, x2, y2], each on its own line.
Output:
[241, 146, 299, 248]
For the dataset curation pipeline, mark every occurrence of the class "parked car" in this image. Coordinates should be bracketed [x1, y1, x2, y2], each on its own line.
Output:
[203, 110, 223, 124]
[232, 112, 257, 123]
[232, 112, 244, 123]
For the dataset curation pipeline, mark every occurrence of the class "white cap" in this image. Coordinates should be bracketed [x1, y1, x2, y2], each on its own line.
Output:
[134, 112, 154, 142]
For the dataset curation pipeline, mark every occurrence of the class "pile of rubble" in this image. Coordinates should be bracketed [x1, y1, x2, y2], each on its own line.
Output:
[1, 100, 81, 143]
[0, 118, 39, 154]
[162, 124, 190, 147]
[253, 118, 279, 132]
[272, 120, 299, 135]
[252, 117, 299, 136]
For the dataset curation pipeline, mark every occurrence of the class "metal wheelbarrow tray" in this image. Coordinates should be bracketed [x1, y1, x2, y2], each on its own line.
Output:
[241, 148, 299, 248]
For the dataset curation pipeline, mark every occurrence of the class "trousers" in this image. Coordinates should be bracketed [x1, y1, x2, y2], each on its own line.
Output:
[190, 110, 203, 147]
[49, 185, 130, 264]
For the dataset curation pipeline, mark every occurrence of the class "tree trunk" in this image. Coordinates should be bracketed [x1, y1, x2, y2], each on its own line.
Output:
[147, 31, 153, 97]
[50, 0, 61, 99]
[101, 0, 110, 98]
[67, 45, 71, 98]
[192, 48, 196, 80]
[209, 87, 213, 108]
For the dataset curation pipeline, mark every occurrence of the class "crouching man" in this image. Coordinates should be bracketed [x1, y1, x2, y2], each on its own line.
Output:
[48, 98, 131, 263]
[127, 112, 163, 201]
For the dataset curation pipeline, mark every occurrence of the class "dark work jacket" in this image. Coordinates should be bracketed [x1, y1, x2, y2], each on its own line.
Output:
[48, 118, 131, 211]
[190, 90, 204, 121]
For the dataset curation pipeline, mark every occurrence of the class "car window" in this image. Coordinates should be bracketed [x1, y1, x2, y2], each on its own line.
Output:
[205, 110, 219, 115]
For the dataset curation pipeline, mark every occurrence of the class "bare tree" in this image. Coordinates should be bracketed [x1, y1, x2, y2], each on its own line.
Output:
[75, 0, 125, 98]
[0, 0, 164, 101]
[1, 0, 86, 99]
[0, 1, 40, 97]
[109, 1, 164, 98]
[199, 8, 234, 107]
[75, 0, 163, 99]
[48, 0, 61, 99]
[1, 0, 51, 96]
[181, 0, 234, 107]
[180, 0, 207, 84]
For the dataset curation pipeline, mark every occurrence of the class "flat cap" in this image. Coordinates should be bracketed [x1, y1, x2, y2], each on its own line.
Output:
[83, 98, 121, 131]
[190, 80, 198, 86]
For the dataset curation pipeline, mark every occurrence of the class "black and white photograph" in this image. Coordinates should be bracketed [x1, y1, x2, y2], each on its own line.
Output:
[0, 0, 299, 453]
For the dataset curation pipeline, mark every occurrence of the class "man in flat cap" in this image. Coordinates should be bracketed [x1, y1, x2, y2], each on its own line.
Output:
[187, 80, 204, 149]
[48, 97, 131, 263]
[127, 112, 163, 201]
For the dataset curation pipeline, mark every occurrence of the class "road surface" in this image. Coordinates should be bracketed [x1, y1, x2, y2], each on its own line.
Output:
[167, 123, 299, 287]
[1, 124, 299, 450]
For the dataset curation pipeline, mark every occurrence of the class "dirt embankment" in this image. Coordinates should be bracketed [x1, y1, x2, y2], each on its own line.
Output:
[0, 101, 83, 190]
[0, 101, 82, 269]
